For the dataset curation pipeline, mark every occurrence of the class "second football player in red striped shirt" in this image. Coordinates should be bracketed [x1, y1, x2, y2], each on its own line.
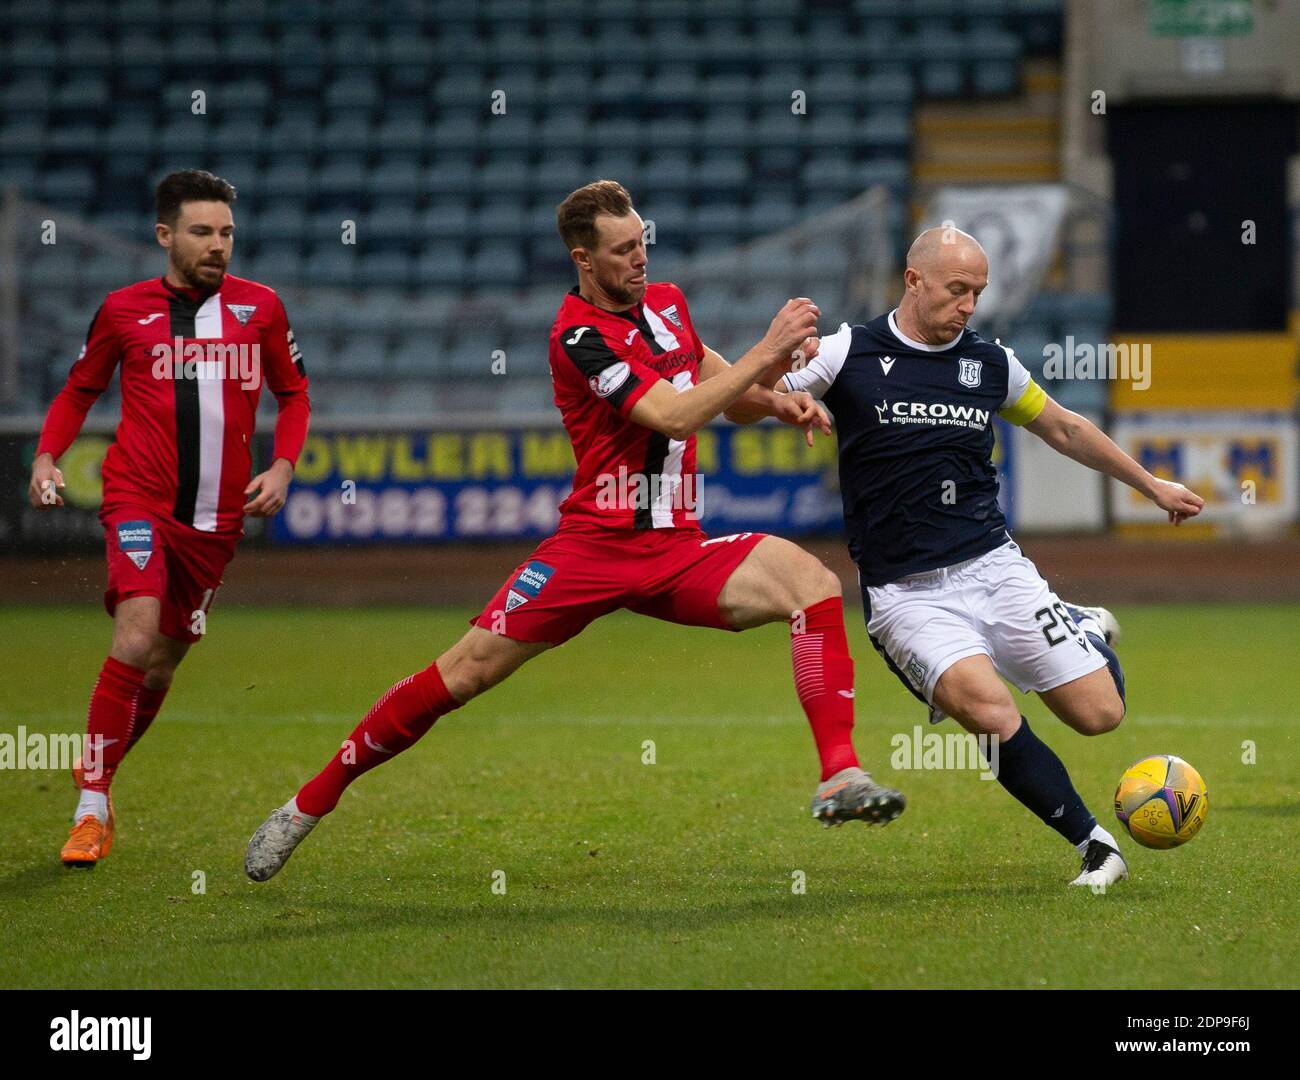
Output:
[30, 170, 311, 867]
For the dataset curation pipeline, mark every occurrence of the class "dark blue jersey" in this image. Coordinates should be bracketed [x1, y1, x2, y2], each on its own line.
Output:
[782, 310, 1046, 586]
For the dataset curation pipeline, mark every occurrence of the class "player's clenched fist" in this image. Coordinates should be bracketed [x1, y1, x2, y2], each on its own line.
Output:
[763, 297, 820, 358]
[28, 452, 65, 509]
[243, 458, 295, 517]
[1148, 477, 1205, 526]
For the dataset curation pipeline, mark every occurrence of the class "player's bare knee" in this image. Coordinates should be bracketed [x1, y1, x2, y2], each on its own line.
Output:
[956, 697, 1020, 738]
[110, 629, 154, 669]
[1083, 696, 1125, 736]
[438, 632, 516, 702]
[792, 557, 841, 611]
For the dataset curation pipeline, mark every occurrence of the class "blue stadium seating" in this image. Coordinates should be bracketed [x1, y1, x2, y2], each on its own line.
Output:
[1, 0, 1074, 406]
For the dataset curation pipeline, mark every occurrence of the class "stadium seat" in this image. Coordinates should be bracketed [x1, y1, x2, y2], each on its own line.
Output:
[258, 202, 309, 244]
[415, 244, 469, 288]
[315, 158, 368, 202]
[334, 334, 389, 377]
[307, 246, 357, 288]
[418, 202, 471, 243]
[365, 202, 418, 249]
[467, 243, 526, 286]
[475, 203, 527, 241]
[38, 166, 96, 207]
[357, 251, 413, 289]
[369, 159, 423, 199]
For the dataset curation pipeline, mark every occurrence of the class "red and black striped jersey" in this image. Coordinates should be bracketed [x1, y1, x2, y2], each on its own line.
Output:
[549, 281, 705, 530]
[37, 274, 311, 535]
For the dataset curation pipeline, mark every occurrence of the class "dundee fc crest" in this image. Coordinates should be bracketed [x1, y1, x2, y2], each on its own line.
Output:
[958, 358, 982, 388]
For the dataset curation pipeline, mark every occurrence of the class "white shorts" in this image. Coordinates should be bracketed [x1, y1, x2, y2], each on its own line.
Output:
[862, 541, 1107, 715]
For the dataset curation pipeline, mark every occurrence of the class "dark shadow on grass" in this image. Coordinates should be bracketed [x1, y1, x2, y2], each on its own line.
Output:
[214, 877, 1062, 947]
[0, 862, 83, 897]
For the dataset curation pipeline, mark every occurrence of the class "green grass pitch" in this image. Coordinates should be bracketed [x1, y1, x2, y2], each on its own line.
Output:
[1, 603, 1296, 989]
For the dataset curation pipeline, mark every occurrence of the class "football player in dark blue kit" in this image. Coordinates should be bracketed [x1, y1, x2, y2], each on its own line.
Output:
[769, 226, 1204, 887]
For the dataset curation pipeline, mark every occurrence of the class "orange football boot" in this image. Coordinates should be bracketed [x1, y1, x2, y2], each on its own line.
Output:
[62, 756, 114, 867]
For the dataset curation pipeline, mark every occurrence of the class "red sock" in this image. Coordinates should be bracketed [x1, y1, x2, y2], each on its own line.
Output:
[127, 685, 169, 751]
[791, 596, 860, 781]
[82, 657, 146, 793]
[296, 661, 462, 816]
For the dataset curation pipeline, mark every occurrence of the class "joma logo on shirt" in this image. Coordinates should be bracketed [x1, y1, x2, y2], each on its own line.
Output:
[874, 401, 991, 430]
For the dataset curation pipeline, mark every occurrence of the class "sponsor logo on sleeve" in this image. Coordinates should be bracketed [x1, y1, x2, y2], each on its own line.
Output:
[116, 520, 154, 571]
[589, 361, 631, 398]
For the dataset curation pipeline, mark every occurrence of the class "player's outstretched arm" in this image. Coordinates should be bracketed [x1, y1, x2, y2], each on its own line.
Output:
[715, 339, 820, 424]
[1024, 396, 1205, 525]
[629, 298, 818, 440]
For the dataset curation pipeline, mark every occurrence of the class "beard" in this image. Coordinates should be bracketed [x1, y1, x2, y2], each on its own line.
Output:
[178, 256, 226, 292]
[597, 269, 644, 307]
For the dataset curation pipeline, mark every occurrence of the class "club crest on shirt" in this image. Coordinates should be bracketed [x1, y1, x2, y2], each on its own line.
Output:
[116, 520, 154, 571]
[226, 304, 257, 325]
[958, 358, 982, 388]
[658, 304, 683, 330]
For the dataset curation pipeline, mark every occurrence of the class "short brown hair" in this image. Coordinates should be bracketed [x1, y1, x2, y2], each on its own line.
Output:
[155, 169, 237, 228]
[556, 179, 634, 251]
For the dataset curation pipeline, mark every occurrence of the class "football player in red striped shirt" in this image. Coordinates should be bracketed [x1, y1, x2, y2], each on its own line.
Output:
[246, 181, 902, 881]
[30, 170, 310, 867]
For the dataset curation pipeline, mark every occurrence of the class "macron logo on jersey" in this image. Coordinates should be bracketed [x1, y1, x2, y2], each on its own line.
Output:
[880, 356, 896, 375]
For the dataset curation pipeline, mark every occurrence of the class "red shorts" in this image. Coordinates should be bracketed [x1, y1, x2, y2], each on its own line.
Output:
[102, 506, 239, 644]
[472, 521, 768, 644]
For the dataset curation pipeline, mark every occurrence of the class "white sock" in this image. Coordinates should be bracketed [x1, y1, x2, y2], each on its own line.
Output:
[75, 790, 108, 824]
[1076, 823, 1120, 855]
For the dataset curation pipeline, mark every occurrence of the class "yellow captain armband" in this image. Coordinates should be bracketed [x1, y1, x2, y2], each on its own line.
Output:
[998, 378, 1047, 426]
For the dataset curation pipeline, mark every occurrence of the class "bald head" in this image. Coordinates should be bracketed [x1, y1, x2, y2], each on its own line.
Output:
[895, 226, 990, 345]
[906, 226, 987, 275]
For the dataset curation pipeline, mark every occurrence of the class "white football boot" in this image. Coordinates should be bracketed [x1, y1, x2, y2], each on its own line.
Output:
[245, 798, 320, 881]
[1069, 838, 1129, 890]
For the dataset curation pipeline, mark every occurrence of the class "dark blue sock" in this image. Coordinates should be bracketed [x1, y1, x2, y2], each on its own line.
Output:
[1085, 632, 1126, 708]
[991, 717, 1096, 845]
